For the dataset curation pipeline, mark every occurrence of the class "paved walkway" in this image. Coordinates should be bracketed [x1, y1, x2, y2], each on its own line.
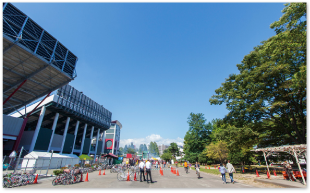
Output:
[15, 167, 256, 188]
[254, 178, 306, 188]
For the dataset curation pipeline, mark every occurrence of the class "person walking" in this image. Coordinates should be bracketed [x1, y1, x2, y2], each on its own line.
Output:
[219, 163, 227, 184]
[145, 160, 154, 183]
[226, 160, 236, 184]
[156, 161, 158, 169]
[139, 160, 146, 182]
[184, 161, 188, 173]
[163, 161, 166, 168]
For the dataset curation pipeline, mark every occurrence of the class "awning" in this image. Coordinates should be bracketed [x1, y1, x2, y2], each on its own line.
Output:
[103, 153, 118, 158]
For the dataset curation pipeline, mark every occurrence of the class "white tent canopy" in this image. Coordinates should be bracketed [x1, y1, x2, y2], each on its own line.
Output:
[22, 151, 79, 170]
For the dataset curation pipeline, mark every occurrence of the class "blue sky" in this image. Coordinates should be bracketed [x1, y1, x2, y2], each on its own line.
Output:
[11, 2, 286, 148]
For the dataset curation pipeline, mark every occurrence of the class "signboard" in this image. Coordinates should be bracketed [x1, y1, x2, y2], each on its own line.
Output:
[118, 157, 123, 161]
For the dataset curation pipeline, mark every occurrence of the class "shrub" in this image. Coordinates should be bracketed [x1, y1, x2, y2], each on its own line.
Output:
[84, 164, 91, 167]
[74, 164, 80, 167]
[61, 167, 68, 170]
[53, 169, 64, 176]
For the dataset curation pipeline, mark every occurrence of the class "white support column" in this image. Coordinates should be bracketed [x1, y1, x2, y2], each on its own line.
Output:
[60, 117, 70, 154]
[80, 124, 87, 156]
[94, 129, 100, 159]
[29, 106, 46, 152]
[101, 131, 105, 154]
[263, 151, 270, 178]
[112, 128, 116, 154]
[293, 149, 306, 185]
[88, 126, 94, 155]
[47, 113, 59, 152]
[71, 121, 80, 154]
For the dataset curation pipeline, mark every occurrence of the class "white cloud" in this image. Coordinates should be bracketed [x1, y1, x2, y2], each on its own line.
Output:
[120, 134, 184, 148]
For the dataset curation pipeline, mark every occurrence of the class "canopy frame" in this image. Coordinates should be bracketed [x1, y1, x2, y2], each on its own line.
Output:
[254, 144, 307, 185]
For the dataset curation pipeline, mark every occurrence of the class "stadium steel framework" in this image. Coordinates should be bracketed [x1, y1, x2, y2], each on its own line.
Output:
[10, 84, 112, 157]
[3, 3, 78, 115]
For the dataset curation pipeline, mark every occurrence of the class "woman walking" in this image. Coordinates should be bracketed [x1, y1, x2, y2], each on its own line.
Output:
[219, 163, 227, 184]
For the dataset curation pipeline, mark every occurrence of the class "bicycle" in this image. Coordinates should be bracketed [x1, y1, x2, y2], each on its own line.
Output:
[185, 166, 189, 174]
[117, 169, 133, 181]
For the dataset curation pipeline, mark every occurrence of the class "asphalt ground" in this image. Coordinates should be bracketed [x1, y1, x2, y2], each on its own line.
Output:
[14, 167, 256, 188]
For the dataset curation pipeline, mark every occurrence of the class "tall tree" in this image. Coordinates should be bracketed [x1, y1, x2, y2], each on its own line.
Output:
[203, 141, 228, 164]
[127, 147, 136, 154]
[209, 3, 306, 145]
[168, 142, 179, 157]
[183, 113, 213, 162]
[160, 152, 172, 161]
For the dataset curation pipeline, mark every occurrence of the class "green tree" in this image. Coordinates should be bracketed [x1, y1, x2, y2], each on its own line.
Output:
[163, 149, 170, 154]
[211, 119, 259, 164]
[149, 142, 160, 157]
[168, 142, 179, 157]
[209, 3, 306, 145]
[126, 147, 136, 154]
[203, 141, 228, 164]
[119, 147, 124, 155]
[160, 152, 172, 161]
[183, 113, 213, 162]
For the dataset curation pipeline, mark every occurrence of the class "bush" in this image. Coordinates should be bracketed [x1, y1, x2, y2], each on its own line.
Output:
[74, 164, 80, 167]
[53, 169, 64, 176]
[61, 167, 68, 170]
[85, 164, 91, 167]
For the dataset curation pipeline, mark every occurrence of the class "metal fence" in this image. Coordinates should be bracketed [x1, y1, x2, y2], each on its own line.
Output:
[3, 156, 79, 176]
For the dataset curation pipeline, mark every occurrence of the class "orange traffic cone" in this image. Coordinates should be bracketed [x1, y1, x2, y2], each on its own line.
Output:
[99, 169, 101, 175]
[134, 172, 137, 181]
[33, 174, 38, 184]
[85, 172, 89, 182]
[103, 169, 105, 175]
[256, 169, 260, 177]
[174, 168, 176, 174]
[209, 166, 210, 169]
[267, 171, 270, 179]
[127, 171, 130, 181]
[273, 169, 277, 176]
[176, 169, 180, 176]
[214, 165, 216, 169]
[80, 173, 84, 182]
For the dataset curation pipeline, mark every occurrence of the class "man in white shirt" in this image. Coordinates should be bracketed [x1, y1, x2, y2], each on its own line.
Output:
[145, 160, 154, 183]
[139, 160, 146, 182]
[226, 160, 236, 184]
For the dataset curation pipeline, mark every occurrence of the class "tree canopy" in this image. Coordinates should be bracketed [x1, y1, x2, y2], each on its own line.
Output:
[209, 3, 306, 146]
[183, 113, 213, 162]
